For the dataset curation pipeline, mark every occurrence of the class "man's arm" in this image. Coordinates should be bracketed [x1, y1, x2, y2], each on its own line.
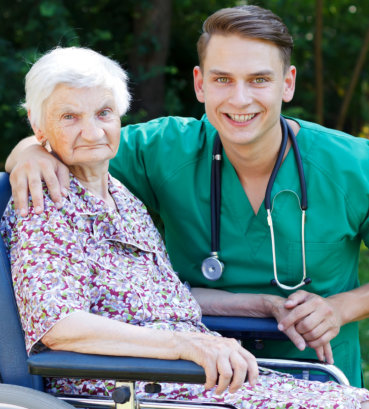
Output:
[5, 136, 69, 216]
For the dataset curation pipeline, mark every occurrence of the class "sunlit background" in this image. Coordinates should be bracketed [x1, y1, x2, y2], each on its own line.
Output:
[1, 0, 368, 386]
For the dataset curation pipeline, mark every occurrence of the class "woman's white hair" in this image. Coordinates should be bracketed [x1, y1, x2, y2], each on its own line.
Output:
[24, 47, 131, 129]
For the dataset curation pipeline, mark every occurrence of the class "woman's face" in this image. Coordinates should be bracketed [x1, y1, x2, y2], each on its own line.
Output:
[38, 84, 121, 168]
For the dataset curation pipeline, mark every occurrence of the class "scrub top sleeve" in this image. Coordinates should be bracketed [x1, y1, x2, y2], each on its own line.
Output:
[360, 214, 369, 248]
[109, 124, 160, 213]
[2, 199, 91, 355]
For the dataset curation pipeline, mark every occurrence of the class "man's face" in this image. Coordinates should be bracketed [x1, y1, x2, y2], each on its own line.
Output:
[193, 35, 296, 151]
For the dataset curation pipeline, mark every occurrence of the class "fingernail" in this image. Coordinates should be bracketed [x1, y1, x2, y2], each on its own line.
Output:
[61, 188, 68, 196]
[55, 201, 63, 209]
[297, 342, 305, 351]
[19, 209, 27, 217]
[34, 206, 42, 213]
[278, 324, 284, 331]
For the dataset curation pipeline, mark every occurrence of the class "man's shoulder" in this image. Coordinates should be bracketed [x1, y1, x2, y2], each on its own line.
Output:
[291, 117, 369, 197]
[291, 116, 369, 160]
[117, 114, 217, 167]
[121, 114, 215, 142]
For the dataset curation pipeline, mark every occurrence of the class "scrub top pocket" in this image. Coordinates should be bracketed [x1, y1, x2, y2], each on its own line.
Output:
[286, 240, 348, 295]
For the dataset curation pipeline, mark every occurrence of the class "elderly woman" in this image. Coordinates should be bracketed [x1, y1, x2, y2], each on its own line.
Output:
[1, 47, 369, 409]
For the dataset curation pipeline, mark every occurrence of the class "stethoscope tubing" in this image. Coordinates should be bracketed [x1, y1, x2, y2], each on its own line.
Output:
[210, 136, 222, 253]
[202, 115, 311, 289]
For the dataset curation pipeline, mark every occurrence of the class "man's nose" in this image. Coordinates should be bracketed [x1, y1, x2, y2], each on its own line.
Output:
[228, 82, 252, 106]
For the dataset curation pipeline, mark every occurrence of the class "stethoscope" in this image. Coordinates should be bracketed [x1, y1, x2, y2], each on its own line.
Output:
[201, 116, 312, 290]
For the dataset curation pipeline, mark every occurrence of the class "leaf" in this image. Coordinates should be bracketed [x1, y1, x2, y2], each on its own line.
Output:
[39, 1, 58, 18]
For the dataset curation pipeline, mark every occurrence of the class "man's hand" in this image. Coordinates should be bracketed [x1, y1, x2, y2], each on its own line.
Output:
[270, 294, 334, 364]
[7, 142, 69, 216]
[277, 290, 341, 363]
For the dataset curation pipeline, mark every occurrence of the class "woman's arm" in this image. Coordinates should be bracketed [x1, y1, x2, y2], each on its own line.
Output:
[5, 136, 70, 216]
[42, 311, 259, 395]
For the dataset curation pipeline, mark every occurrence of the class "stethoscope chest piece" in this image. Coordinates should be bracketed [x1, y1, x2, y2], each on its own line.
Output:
[201, 254, 224, 281]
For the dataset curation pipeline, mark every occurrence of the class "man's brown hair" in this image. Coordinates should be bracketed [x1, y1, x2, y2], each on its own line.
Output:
[197, 5, 293, 73]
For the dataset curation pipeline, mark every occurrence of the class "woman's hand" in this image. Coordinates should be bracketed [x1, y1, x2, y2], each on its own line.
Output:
[6, 138, 69, 216]
[176, 332, 258, 395]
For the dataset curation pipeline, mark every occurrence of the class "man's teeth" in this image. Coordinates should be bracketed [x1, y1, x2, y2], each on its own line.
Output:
[228, 113, 256, 122]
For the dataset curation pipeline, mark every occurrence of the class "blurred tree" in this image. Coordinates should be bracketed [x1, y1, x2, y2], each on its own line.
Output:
[0, 0, 368, 169]
[129, 0, 172, 120]
[337, 25, 369, 130]
[314, 0, 324, 125]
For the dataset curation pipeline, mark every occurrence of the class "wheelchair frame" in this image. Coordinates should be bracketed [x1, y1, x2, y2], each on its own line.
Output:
[0, 172, 349, 409]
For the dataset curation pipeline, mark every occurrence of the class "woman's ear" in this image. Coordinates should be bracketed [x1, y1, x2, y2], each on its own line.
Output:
[28, 111, 47, 145]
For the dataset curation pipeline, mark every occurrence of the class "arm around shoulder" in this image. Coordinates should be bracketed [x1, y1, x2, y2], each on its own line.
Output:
[5, 136, 70, 215]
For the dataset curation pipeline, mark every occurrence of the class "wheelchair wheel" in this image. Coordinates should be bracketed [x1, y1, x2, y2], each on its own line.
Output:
[0, 384, 74, 409]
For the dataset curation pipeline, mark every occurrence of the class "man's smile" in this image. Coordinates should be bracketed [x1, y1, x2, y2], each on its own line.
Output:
[226, 113, 258, 123]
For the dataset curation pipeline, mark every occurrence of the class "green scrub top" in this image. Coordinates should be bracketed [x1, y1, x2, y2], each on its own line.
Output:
[110, 115, 369, 387]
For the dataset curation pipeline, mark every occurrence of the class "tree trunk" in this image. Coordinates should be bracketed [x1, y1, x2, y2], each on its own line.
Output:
[336, 25, 369, 130]
[129, 0, 172, 121]
[315, 0, 324, 125]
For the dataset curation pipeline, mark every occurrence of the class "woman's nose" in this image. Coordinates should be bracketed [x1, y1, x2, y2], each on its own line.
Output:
[81, 118, 104, 140]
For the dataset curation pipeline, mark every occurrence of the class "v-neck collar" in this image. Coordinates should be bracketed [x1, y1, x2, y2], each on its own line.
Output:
[220, 137, 301, 246]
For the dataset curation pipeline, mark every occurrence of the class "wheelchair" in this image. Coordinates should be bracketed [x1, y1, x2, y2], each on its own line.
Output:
[0, 171, 349, 409]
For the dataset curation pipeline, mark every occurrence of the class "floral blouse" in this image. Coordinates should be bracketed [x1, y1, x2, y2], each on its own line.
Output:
[1, 174, 369, 408]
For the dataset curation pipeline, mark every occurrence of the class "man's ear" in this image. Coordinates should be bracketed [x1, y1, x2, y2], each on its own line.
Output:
[193, 66, 205, 103]
[28, 111, 46, 144]
[282, 65, 296, 103]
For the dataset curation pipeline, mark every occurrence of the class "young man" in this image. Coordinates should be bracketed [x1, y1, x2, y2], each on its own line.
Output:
[6, 6, 369, 387]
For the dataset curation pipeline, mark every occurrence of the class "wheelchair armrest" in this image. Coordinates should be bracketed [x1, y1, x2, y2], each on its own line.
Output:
[202, 316, 288, 340]
[28, 350, 206, 384]
[257, 358, 350, 385]
[27, 350, 350, 386]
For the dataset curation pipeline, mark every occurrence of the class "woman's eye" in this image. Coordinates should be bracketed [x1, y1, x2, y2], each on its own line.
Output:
[62, 114, 74, 120]
[99, 109, 111, 117]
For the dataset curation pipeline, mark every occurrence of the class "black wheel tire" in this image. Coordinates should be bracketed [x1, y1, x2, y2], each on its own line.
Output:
[0, 384, 75, 409]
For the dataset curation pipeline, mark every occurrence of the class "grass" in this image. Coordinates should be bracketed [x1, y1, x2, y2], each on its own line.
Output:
[359, 245, 369, 388]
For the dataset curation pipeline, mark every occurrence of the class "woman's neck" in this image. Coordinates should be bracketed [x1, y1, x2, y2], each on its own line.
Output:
[69, 164, 116, 209]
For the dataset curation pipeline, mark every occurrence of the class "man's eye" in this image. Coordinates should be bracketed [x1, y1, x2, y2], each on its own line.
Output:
[253, 78, 267, 84]
[216, 77, 229, 84]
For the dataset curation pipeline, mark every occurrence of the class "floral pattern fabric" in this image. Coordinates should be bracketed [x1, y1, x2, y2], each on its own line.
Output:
[1, 174, 368, 408]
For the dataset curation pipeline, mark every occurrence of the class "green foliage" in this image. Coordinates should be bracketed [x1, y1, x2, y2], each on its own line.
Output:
[1, 0, 368, 169]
